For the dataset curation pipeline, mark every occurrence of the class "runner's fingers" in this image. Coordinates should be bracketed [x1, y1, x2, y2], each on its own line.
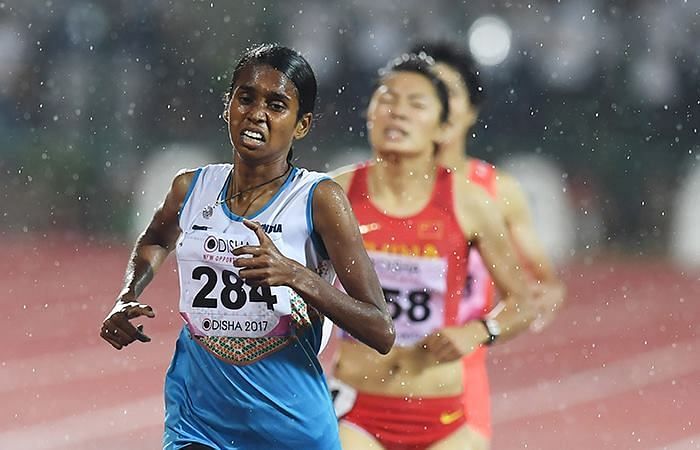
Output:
[134, 324, 151, 343]
[112, 321, 141, 343]
[231, 245, 262, 257]
[433, 346, 448, 361]
[436, 347, 460, 363]
[423, 336, 460, 361]
[101, 320, 148, 344]
[419, 335, 435, 351]
[100, 322, 117, 339]
[447, 348, 462, 361]
[530, 311, 552, 333]
[101, 326, 132, 346]
[125, 304, 156, 320]
[237, 268, 266, 282]
[232, 255, 266, 269]
[422, 333, 444, 349]
[102, 334, 123, 350]
[242, 219, 270, 245]
[108, 314, 133, 333]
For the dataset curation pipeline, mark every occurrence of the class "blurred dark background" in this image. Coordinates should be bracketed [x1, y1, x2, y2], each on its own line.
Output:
[2, 3, 700, 450]
[2, 0, 699, 261]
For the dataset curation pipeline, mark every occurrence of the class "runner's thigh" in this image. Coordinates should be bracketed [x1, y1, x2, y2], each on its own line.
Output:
[338, 421, 386, 450]
[427, 424, 490, 450]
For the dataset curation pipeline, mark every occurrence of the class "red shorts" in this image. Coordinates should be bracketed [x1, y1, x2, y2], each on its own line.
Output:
[462, 347, 492, 438]
[341, 392, 466, 450]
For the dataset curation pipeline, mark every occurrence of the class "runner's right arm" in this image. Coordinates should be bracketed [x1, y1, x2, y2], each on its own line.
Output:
[100, 170, 194, 349]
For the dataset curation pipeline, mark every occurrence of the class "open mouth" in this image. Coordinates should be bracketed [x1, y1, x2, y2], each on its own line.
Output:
[240, 128, 266, 143]
[384, 126, 409, 140]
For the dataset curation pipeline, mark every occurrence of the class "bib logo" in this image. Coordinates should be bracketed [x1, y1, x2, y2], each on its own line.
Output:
[261, 223, 283, 234]
[374, 259, 419, 274]
[201, 317, 244, 332]
[204, 236, 249, 253]
[203, 225, 282, 253]
[365, 241, 440, 257]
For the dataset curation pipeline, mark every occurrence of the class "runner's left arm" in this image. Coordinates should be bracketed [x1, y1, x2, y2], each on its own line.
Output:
[421, 183, 536, 362]
[497, 174, 565, 329]
[234, 179, 395, 355]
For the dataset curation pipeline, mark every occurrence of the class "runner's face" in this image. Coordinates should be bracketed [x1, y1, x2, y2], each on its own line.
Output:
[367, 72, 444, 157]
[433, 62, 477, 141]
[226, 64, 310, 164]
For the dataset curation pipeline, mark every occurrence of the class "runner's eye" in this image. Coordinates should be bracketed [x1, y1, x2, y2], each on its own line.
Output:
[268, 101, 286, 112]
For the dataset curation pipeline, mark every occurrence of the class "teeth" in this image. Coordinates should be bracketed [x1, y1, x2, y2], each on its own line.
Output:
[242, 130, 263, 140]
[385, 128, 406, 139]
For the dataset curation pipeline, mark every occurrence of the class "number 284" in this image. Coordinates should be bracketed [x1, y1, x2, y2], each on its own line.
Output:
[191, 266, 277, 310]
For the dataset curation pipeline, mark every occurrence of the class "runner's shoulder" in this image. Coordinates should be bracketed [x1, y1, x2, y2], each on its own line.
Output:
[329, 161, 373, 192]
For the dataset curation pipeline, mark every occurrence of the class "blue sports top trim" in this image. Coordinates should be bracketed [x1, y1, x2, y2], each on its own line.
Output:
[178, 168, 202, 218]
[219, 166, 299, 221]
[306, 177, 331, 259]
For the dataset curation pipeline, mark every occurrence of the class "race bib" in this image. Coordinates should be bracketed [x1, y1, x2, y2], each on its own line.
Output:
[178, 230, 294, 338]
[369, 251, 448, 347]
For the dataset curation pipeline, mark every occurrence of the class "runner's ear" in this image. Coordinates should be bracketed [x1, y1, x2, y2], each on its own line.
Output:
[294, 112, 313, 140]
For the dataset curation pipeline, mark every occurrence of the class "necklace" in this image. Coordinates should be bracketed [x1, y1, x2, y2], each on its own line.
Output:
[202, 164, 292, 219]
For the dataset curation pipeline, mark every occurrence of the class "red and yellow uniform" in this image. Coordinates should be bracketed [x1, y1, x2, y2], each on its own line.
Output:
[460, 158, 498, 439]
[338, 163, 472, 449]
[345, 163, 469, 343]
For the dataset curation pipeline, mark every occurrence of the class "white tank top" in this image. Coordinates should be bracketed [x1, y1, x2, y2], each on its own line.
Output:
[176, 164, 335, 340]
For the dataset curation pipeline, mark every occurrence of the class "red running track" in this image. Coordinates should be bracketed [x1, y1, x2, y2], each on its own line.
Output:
[1, 235, 698, 449]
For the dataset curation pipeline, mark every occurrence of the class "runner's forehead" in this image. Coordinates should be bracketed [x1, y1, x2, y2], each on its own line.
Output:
[378, 72, 437, 95]
[233, 64, 299, 102]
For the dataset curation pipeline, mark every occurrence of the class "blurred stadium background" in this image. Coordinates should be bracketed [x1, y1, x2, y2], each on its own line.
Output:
[1, 1, 699, 449]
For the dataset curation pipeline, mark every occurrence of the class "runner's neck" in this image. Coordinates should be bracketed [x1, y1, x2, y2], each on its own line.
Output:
[368, 154, 437, 212]
[437, 140, 468, 171]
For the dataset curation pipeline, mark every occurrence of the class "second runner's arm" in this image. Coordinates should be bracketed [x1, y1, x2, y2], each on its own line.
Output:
[456, 183, 536, 349]
[497, 174, 566, 328]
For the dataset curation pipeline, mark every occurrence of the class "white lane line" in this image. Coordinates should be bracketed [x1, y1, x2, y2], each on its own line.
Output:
[3, 336, 697, 448]
[0, 396, 164, 450]
[490, 298, 681, 356]
[492, 336, 700, 424]
[656, 435, 700, 450]
[0, 332, 174, 394]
